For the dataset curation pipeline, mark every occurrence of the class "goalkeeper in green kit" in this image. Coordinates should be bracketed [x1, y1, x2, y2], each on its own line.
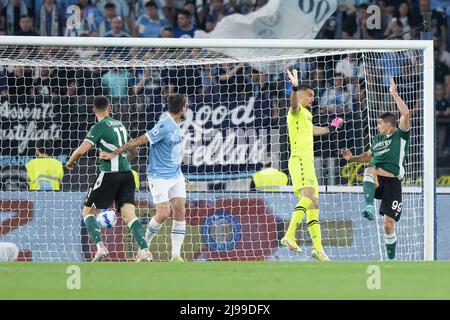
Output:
[341, 78, 410, 261]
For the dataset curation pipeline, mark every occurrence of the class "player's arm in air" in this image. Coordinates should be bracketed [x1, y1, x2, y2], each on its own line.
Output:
[341, 149, 373, 163]
[389, 77, 410, 131]
[100, 134, 148, 160]
[66, 140, 93, 170]
[286, 69, 300, 112]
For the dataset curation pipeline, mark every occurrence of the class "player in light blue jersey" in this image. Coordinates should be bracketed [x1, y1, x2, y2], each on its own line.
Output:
[100, 94, 188, 262]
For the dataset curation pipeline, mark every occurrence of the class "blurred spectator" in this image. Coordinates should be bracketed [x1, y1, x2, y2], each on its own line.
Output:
[66, 78, 79, 96]
[134, 0, 169, 38]
[377, 50, 405, 87]
[168, 65, 202, 95]
[435, 82, 450, 156]
[309, 67, 327, 103]
[132, 67, 164, 96]
[16, 14, 39, 36]
[1, 0, 31, 35]
[184, 0, 200, 28]
[81, 0, 103, 35]
[32, 67, 58, 96]
[0, 68, 7, 96]
[101, 66, 132, 98]
[217, 62, 245, 94]
[7, 65, 33, 97]
[98, 2, 119, 36]
[160, 25, 173, 38]
[434, 49, 450, 99]
[385, 1, 414, 40]
[384, 18, 404, 39]
[320, 74, 352, 115]
[435, 35, 450, 68]
[36, 0, 64, 36]
[198, 64, 220, 95]
[26, 139, 64, 191]
[173, 9, 196, 38]
[104, 15, 130, 37]
[205, 0, 233, 31]
[95, 0, 129, 25]
[335, 53, 363, 80]
[414, 0, 447, 49]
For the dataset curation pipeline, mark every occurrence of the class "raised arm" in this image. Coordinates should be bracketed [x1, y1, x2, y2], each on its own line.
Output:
[341, 148, 372, 163]
[66, 140, 93, 170]
[286, 69, 300, 112]
[100, 134, 149, 160]
[389, 77, 410, 131]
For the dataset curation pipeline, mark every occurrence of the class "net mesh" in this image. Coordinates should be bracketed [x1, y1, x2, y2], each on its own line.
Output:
[0, 44, 425, 262]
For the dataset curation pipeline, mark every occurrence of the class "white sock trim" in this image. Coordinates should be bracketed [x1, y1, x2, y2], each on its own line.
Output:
[363, 173, 375, 183]
[385, 232, 397, 244]
[127, 217, 139, 229]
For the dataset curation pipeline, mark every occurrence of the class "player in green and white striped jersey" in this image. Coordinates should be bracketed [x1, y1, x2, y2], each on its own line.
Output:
[66, 96, 152, 262]
[341, 78, 411, 261]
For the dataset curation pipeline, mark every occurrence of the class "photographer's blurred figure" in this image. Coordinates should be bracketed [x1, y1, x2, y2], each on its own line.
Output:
[25, 140, 64, 191]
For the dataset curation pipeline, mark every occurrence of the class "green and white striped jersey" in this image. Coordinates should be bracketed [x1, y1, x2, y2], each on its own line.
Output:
[85, 117, 131, 172]
[369, 128, 410, 180]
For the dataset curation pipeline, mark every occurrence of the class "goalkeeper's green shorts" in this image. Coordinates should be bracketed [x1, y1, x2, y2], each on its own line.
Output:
[289, 156, 319, 199]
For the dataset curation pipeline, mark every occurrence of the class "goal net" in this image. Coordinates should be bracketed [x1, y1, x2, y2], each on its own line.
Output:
[0, 38, 434, 262]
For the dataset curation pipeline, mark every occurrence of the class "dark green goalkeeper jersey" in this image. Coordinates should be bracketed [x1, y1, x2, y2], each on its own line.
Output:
[369, 128, 410, 180]
[85, 117, 131, 172]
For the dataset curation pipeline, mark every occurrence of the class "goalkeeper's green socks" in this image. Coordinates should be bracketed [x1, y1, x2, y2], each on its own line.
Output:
[285, 197, 312, 239]
[363, 172, 375, 207]
[84, 214, 103, 244]
[307, 209, 324, 252]
[128, 217, 149, 250]
[385, 232, 397, 260]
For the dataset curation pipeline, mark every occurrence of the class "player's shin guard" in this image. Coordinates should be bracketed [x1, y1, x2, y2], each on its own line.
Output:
[84, 214, 103, 244]
[128, 217, 148, 250]
[307, 209, 324, 252]
[363, 173, 375, 207]
[285, 197, 312, 239]
[171, 220, 186, 258]
[385, 232, 397, 260]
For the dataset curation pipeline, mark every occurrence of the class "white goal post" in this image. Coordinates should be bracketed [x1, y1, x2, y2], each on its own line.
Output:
[0, 36, 434, 261]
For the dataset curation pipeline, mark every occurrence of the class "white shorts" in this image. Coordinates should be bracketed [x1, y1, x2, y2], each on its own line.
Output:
[148, 175, 186, 204]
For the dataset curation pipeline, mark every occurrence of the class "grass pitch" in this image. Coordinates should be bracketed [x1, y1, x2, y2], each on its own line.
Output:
[0, 261, 449, 300]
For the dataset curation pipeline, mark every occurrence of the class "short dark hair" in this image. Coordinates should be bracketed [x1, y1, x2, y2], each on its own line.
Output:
[104, 2, 116, 9]
[36, 139, 52, 155]
[299, 83, 315, 93]
[167, 94, 187, 114]
[93, 96, 110, 111]
[379, 112, 397, 127]
[145, 1, 158, 8]
[178, 9, 192, 18]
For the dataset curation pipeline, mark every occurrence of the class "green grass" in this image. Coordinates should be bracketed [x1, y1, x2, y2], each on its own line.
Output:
[0, 261, 449, 299]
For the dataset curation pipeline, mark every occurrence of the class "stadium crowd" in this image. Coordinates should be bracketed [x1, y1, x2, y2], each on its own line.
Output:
[0, 0, 449, 160]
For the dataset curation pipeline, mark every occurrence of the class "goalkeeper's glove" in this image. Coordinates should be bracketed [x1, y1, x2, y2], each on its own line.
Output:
[286, 69, 299, 91]
[328, 117, 344, 132]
